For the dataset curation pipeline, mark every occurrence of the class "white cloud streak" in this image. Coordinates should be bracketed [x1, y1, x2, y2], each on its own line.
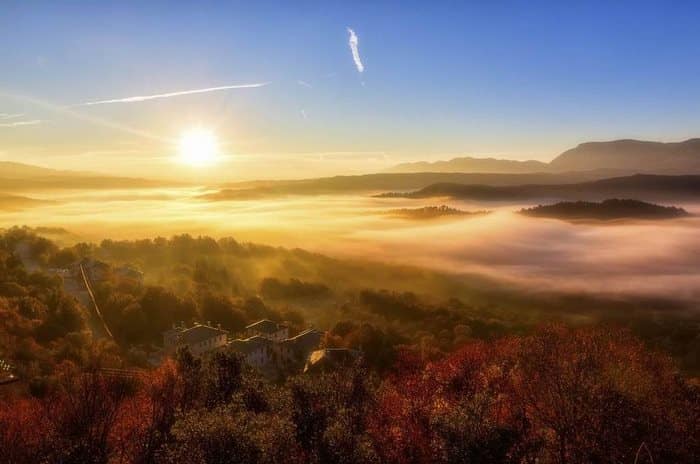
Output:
[0, 119, 42, 128]
[71, 82, 270, 107]
[347, 27, 364, 73]
[1, 91, 168, 142]
[0, 113, 24, 120]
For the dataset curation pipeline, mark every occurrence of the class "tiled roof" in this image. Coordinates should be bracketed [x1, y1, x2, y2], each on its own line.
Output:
[228, 336, 272, 355]
[284, 329, 324, 352]
[179, 324, 227, 345]
[245, 319, 285, 334]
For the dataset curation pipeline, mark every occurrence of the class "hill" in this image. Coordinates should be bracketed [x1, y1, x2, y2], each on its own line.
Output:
[388, 156, 548, 174]
[202, 171, 612, 200]
[520, 199, 689, 221]
[0, 193, 52, 210]
[386, 205, 489, 220]
[377, 174, 700, 202]
[386, 138, 700, 175]
[550, 138, 700, 172]
[0, 161, 176, 191]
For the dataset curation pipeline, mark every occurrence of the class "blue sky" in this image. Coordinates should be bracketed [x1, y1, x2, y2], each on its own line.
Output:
[1, 1, 699, 179]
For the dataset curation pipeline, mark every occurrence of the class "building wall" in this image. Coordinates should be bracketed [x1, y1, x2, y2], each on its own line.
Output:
[246, 326, 289, 341]
[168, 333, 227, 357]
[270, 328, 289, 342]
[246, 347, 270, 367]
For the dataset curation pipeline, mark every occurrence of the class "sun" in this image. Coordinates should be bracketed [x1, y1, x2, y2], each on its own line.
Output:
[177, 128, 219, 166]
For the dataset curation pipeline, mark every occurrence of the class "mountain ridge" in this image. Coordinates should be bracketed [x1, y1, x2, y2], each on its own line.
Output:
[377, 174, 700, 202]
[388, 138, 700, 174]
[388, 156, 548, 174]
[0, 161, 181, 191]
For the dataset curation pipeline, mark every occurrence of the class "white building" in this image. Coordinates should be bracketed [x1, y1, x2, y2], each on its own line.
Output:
[228, 336, 273, 368]
[163, 323, 228, 357]
[244, 319, 289, 342]
[274, 328, 324, 365]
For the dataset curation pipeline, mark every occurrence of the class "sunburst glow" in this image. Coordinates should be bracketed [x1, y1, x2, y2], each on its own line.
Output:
[177, 128, 219, 166]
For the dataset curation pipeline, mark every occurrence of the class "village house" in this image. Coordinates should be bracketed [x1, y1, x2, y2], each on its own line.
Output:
[157, 319, 336, 377]
[274, 328, 324, 365]
[163, 322, 228, 357]
[244, 319, 289, 341]
[228, 336, 274, 368]
[227, 323, 326, 375]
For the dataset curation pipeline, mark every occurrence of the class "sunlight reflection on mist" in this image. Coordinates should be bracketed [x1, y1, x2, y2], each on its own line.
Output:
[3, 188, 700, 301]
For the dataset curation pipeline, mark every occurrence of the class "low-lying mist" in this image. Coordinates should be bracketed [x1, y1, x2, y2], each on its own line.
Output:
[3, 186, 700, 304]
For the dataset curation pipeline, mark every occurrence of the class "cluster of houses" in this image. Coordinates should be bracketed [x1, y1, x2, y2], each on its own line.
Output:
[50, 258, 359, 375]
[161, 319, 361, 376]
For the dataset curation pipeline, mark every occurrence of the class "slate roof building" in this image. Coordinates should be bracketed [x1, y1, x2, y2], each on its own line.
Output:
[275, 328, 324, 364]
[228, 336, 274, 368]
[163, 322, 228, 357]
[244, 319, 289, 342]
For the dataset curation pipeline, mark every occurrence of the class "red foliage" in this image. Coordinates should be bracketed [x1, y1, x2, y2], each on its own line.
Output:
[369, 326, 699, 463]
[1, 326, 698, 463]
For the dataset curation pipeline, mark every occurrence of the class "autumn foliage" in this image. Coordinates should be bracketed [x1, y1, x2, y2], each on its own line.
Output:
[0, 325, 698, 464]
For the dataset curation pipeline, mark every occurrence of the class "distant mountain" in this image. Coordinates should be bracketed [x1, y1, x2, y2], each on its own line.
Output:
[0, 161, 174, 191]
[203, 171, 611, 201]
[388, 157, 548, 174]
[0, 193, 52, 210]
[377, 174, 700, 202]
[549, 138, 700, 172]
[520, 199, 689, 221]
[386, 138, 700, 175]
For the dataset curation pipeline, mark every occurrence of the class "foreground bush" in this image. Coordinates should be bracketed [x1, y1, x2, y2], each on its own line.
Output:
[0, 326, 698, 463]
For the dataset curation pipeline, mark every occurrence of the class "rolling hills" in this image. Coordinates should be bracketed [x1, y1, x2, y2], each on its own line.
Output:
[388, 156, 549, 174]
[201, 171, 613, 200]
[550, 138, 700, 172]
[377, 174, 700, 202]
[387, 138, 700, 174]
[0, 161, 175, 191]
[520, 199, 689, 221]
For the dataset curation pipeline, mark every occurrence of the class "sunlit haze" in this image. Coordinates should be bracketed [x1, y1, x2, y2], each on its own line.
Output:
[3, 2, 700, 180]
[2, 3, 700, 460]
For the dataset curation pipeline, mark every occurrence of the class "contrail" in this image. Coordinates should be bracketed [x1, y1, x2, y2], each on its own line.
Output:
[71, 82, 270, 107]
[0, 119, 41, 128]
[0, 91, 168, 142]
[347, 27, 364, 73]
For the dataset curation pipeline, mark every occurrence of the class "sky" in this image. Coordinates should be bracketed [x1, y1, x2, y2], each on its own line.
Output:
[1, 1, 700, 180]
